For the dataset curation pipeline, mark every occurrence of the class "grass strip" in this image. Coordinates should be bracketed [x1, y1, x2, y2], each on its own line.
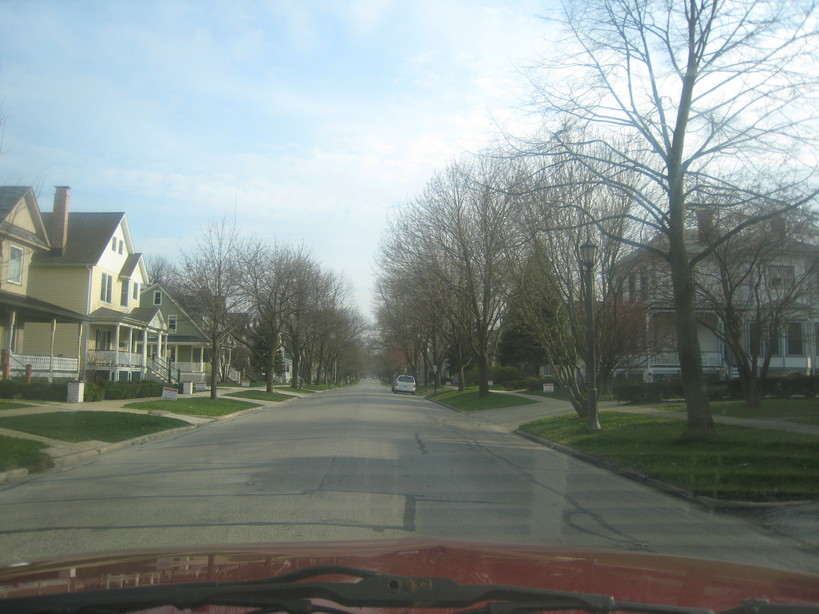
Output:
[0, 435, 53, 473]
[431, 388, 538, 411]
[0, 401, 34, 411]
[0, 412, 189, 443]
[125, 397, 261, 416]
[520, 411, 819, 502]
[226, 390, 295, 402]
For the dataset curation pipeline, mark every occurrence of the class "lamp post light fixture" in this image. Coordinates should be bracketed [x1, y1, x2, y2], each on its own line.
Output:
[580, 241, 601, 431]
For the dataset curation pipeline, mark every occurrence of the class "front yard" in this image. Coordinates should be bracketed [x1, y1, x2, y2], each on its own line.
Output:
[520, 411, 819, 502]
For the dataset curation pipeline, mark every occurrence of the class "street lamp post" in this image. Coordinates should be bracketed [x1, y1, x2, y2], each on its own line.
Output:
[580, 241, 601, 431]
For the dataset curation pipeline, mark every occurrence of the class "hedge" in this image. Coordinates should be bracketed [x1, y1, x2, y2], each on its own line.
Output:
[0, 379, 174, 402]
[0, 379, 68, 401]
[613, 375, 818, 404]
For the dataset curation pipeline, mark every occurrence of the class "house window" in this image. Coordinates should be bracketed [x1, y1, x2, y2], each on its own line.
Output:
[120, 279, 130, 307]
[111, 237, 117, 252]
[133, 282, 139, 300]
[168, 314, 177, 332]
[95, 329, 112, 350]
[118, 239, 124, 255]
[7, 245, 23, 284]
[101, 273, 113, 303]
[153, 291, 162, 306]
[749, 322, 780, 357]
[787, 321, 804, 356]
[768, 265, 795, 290]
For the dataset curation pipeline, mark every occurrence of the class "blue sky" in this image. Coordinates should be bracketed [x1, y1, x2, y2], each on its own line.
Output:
[0, 0, 555, 317]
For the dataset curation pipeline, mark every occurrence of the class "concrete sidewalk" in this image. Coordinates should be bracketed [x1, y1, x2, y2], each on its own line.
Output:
[487, 389, 819, 437]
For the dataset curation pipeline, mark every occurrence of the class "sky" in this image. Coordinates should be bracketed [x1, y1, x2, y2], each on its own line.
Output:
[0, 0, 557, 318]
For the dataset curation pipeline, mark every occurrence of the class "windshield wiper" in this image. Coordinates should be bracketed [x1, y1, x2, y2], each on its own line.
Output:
[2, 565, 815, 614]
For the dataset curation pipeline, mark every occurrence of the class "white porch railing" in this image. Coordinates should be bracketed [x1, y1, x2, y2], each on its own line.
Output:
[86, 351, 145, 367]
[9, 353, 79, 373]
[650, 351, 724, 368]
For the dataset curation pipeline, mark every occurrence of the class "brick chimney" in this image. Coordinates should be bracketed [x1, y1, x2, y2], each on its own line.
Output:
[51, 186, 70, 255]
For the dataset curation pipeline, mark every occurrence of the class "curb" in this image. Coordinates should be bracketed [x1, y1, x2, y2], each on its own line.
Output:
[0, 424, 203, 484]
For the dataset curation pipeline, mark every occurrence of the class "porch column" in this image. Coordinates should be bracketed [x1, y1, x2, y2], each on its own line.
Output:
[114, 323, 121, 380]
[76, 322, 84, 380]
[127, 328, 134, 364]
[49, 318, 57, 383]
[7, 311, 16, 352]
[142, 328, 148, 378]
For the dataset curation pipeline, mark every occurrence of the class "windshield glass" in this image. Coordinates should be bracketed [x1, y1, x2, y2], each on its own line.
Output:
[0, 0, 818, 606]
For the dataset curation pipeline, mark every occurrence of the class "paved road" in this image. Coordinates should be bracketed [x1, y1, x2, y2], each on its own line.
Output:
[0, 380, 816, 573]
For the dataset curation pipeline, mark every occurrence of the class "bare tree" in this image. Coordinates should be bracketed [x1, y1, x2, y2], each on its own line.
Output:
[376, 157, 523, 397]
[176, 217, 243, 400]
[507, 148, 646, 420]
[145, 255, 177, 289]
[523, 0, 819, 433]
[234, 241, 304, 392]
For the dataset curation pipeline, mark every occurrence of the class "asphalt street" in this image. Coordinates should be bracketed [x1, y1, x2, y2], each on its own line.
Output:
[0, 379, 817, 574]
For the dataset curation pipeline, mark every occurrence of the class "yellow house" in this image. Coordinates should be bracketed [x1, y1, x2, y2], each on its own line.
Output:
[22, 187, 169, 383]
[0, 186, 88, 380]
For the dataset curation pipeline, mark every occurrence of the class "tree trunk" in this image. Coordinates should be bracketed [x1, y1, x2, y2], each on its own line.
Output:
[668, 247, 714, 433]
[209, 338, 218, 400]
[477, 352, 489, 397]
[266, 353, 275, 393]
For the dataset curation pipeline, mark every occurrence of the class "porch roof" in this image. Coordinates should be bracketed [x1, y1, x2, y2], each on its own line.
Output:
[90, 307, 164, 329]
[0, 290, 89, 323]
[168, 334, 209, 344]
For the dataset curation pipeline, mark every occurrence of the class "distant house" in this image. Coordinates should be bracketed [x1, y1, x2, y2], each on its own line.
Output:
[0, 186, 88, 379]
[140, 283, 210, 383]
[615, 214, 818, 382]
[22, 186, 168, 383]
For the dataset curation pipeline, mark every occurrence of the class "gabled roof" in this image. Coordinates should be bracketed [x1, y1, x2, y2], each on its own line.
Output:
[90, 306, 165, 330]
[0, 186, 51, 250]
[141, 283, 210, 342]
[33, 212, 126, 265]
[0, 187, 30, 219]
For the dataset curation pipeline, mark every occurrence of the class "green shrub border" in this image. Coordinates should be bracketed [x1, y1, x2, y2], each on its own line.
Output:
[613, 374, 818, 404]
[0, 379, 174, 403]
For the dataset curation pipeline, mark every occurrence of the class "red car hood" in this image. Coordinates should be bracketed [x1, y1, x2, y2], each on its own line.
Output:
[1, 539, 817, 610]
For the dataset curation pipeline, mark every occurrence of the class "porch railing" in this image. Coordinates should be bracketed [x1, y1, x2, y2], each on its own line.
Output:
[86, 351, 144, 367]
[650, 351, 724, 368]
[9, 353, 79, 373]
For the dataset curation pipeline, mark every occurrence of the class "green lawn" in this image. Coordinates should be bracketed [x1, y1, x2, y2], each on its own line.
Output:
[0, 412, 190, 443]
[520, 411, 819, 501]
[0, 401, 34, 411]
[125, 397, 262, 416]
[226, 390, 295, 402]
[0, 435, 53, 473]
[430, 387, 538, 411]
